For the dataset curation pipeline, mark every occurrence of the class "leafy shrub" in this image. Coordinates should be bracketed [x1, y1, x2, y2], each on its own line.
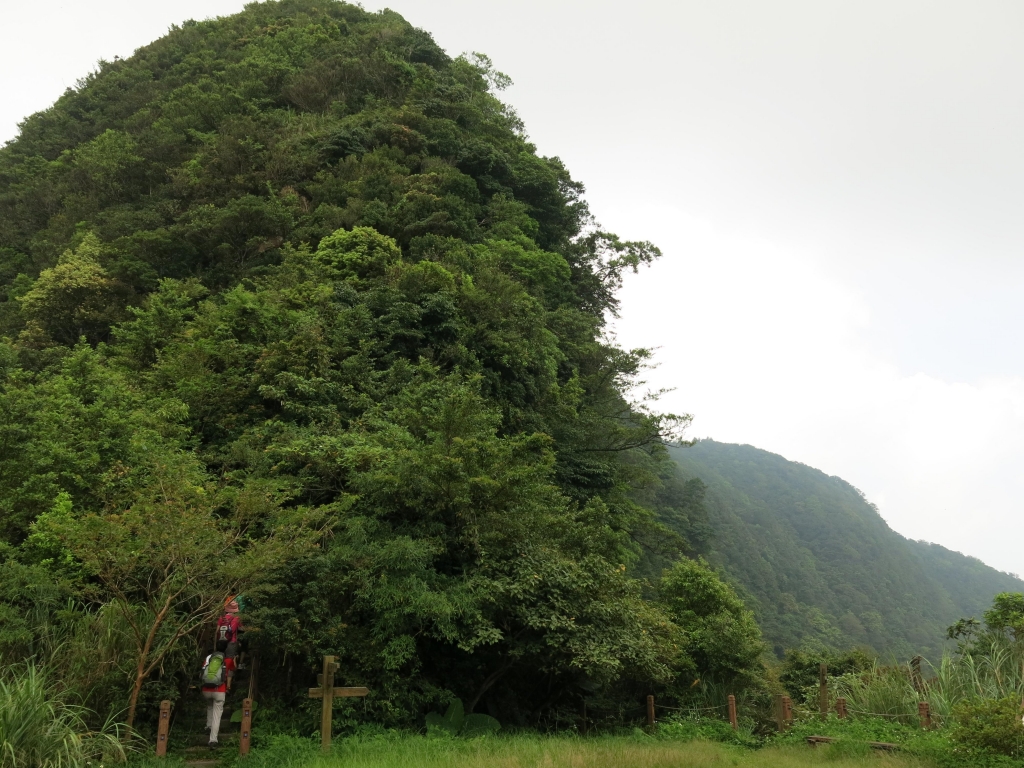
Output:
[657, 714, 760, 748]
[950, 696, 1024, 757]
[424, 700, 500, 738]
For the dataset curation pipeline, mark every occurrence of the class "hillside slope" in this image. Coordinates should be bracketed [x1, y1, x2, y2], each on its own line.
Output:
[667, 440, 1024, 658]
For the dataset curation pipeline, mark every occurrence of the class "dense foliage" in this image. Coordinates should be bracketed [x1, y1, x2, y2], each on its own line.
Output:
[668, 441, 1024, 657]
[0, 0, 769, 738]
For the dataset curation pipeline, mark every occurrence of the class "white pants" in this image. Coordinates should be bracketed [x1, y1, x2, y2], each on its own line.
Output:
[203, 690, 226, 744]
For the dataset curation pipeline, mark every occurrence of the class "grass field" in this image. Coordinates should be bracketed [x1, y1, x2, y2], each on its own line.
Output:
[230, 734, 935, 768]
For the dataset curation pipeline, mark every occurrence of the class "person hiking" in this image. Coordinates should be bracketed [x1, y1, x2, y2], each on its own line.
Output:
[201, 639, 235, 749]
[216, 598, 242, 669]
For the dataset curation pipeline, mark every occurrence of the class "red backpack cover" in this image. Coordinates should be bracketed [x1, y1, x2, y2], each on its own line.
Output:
[216, 613, 240, 644]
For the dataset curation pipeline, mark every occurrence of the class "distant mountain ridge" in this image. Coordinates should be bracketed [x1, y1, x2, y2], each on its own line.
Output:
[665, 440, 1024, 659]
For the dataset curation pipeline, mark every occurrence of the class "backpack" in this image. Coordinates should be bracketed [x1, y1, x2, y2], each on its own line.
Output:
[201, 652, 226, 687]
[216, 615, 237, 644]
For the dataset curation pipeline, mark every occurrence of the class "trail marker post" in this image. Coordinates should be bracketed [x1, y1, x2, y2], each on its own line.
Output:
[728, 694, 738, 730]
[646, 695, 655, 728]
[782, 695, 793, 726]
[308, 655, 369, 752]
[155, 700, 171, 757]
[239, 698, 253, 756]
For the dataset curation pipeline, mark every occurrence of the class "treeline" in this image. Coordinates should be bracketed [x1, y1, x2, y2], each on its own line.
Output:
[0, 0, 764, 737]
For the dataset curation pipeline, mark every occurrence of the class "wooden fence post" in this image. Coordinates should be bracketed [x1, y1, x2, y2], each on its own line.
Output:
[646, 695, 655, 728]
[728, 694, 737, 730]
[321, 656, 336, 751]
[819, 663, 828, 720]
[240, 698, 253, 756]
[836, 697, 847, 719]
[918, 701, 931, 729]
[782, 695, 793, 725]
[774, 694, 785, 732]
[155, 700, 171, 757]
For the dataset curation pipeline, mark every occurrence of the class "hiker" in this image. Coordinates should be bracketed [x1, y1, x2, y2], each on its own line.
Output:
[216, 597, 243, 676]
[201, 639, 235, 749]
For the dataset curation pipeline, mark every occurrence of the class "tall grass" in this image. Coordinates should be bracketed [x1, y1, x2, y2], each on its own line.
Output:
[0, 662, 130, 768]
[835, 636, 1024, 724]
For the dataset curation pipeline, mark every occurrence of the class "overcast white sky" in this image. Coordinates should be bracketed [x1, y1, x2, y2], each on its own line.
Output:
[3, 1, 1024, 575]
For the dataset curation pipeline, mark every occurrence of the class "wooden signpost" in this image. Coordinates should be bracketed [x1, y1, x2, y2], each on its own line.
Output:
[308, 655, 369, 752]
[155, 700, 171, 757]
[239, 698, 253, 756]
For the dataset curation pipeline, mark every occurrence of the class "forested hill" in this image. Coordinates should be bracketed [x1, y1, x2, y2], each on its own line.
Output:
[667, 440, 1024, 659]
[0, 0, 773, 731]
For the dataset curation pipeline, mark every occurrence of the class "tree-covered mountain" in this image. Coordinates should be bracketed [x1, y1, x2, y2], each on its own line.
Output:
[0, 0, 770, 734]
[666, 440, 1024, 659]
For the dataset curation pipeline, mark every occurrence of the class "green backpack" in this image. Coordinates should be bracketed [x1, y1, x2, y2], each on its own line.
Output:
[201, 652, 226, 686]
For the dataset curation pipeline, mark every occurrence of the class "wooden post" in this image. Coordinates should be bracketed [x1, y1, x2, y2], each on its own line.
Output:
[646, 695, 655, 727]
[774, 694, 785, 732]
[836, 697, 848, 719]
[728, 694, 737, 730]
[321, 656, 335, 751]
[918, 701, 931, 729]
[308, 655, 369, 753]
[155, 700, 171, 757]
[819, 663, 828, 720]
[239, 698, 253, 756]
[782, 695, 793, 725]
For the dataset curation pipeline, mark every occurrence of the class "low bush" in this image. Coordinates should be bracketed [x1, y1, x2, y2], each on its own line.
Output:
[657, 714, 761, 748]
[950, 696, 1024, 758]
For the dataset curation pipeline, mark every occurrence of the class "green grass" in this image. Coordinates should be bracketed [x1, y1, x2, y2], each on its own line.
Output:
[0, 661, 129, 768]
[204, 733, 936, 768]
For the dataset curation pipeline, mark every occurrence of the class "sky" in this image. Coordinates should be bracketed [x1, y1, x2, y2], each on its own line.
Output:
[2, 1, 1023, 575]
